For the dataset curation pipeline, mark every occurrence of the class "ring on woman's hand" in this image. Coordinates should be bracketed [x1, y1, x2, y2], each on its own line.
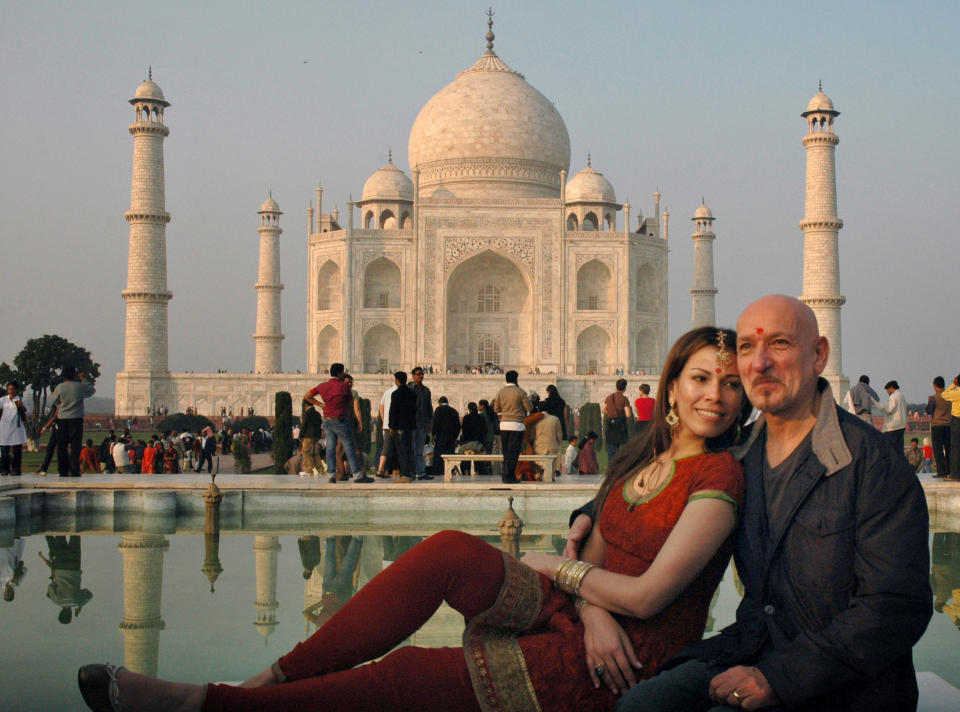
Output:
[731, 689, 743, 700]
[593, 664, 606, 677]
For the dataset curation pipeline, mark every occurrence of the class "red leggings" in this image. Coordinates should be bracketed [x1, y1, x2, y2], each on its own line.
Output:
[204, 530, 505, 712]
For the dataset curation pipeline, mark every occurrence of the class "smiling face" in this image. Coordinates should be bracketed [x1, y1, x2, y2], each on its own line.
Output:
[667, 345, 744, 445]
[735, 295, 828, 419]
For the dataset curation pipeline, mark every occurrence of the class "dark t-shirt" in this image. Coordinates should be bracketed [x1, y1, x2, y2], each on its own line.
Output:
[762, 429, 813, 529]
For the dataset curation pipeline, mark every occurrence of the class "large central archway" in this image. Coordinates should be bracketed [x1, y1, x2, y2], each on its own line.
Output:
[445, 250, 532, 370]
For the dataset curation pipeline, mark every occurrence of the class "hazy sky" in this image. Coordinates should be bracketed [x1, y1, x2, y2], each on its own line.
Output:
[2, 0, 957, 402]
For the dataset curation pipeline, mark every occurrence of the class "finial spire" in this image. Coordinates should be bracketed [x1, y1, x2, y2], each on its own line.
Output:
[388, 147, 392, 164]
[587, 151, 591, 168]
[701, 196, 705, 204]
[269, 188, 272, 198]
[485, 7, 495, 51]
[148, 66, 152, 80]
[818, 79, 822, 92]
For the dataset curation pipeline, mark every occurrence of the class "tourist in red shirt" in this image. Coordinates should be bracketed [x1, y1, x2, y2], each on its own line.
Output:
[634, 383, 656, 437]
[304, 363, 373, 483]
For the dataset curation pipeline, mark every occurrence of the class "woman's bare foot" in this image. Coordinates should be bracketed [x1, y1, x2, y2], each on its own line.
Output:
[115, 668, 204, 712]
[238, 666, 279, 688]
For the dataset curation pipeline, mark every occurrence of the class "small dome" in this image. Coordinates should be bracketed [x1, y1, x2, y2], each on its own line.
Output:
[131, 78, 169, 106]
[260, 195, 280, 212]
[565, 164, 616, 204]
[802, 87, 838, 116]
[693, 202, 713, 220]
[361, 162, 414, 202]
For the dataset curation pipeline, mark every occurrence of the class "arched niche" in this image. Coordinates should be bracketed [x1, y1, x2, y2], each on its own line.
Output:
[363, 257, 401, 309]
[635, 326, 658, 373]
[576, 325, 612, 375]
[362, 324, 401, 374]
[567, 213, 579, 230]
[363, 210, 374, 229]
[583, 212, 599, 231]
[400, 211, 412, 229]
[316, 325, 341, 373]
[445, 250, 532, 370]
[577, 259, 614, 310]
[635, 263, 661, 311]
[316, 260, 341, 311]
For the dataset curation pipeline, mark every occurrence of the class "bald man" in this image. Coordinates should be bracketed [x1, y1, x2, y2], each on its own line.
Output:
[568, 296, 931, 712]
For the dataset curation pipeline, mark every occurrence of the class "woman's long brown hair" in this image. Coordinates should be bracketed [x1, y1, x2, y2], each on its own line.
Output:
[592, 326, 752, 516]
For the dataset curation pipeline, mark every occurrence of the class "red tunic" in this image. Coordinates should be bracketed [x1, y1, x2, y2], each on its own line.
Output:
[466, 451, 744, 712]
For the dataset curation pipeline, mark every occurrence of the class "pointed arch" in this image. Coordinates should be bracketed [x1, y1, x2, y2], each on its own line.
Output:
[362, 323, 401, 374]
[316, 325, 341, 373]
[316, 260, 341, 310]
[577, 259, 614, 310]
[583, 212, 599, 231]
[379, 209, 396, 229]
[576, 325, 612, 375]
[363, 257, 401, 308]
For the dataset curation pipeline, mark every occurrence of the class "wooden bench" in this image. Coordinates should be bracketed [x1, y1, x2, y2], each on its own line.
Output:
[441, 453, 558, 483]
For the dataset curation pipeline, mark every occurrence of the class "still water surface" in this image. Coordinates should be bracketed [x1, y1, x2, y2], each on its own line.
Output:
[1, 524, 958, 711]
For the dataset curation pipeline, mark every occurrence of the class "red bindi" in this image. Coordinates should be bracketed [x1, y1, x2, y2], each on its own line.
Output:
[715, 368, 722, 374]
[756, 327, 764, 334]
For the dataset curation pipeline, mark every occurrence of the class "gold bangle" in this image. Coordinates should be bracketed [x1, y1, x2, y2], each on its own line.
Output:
[554, 559, 594, 596]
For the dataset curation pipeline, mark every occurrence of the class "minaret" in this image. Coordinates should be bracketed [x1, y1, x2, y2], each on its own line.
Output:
[118, 534, 169, 677]
[799, 84, 847, 395]
[122, 70, 172, 374]
[253, 194, 284, 373]
[253, 536, 281, 641]
[690, 200, 718, 328]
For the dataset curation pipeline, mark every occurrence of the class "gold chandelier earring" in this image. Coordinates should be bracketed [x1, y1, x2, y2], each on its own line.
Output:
[665, 397, 680, 437]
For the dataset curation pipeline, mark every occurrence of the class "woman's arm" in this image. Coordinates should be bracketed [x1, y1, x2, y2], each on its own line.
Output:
[525, 497, 736, 619]
[578, 498, 735, 618]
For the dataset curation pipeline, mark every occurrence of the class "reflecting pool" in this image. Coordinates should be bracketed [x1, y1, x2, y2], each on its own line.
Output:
[1, 513, 958, 711]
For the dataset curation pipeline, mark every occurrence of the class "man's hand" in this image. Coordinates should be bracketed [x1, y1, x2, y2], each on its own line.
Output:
[563, 513, 593, 559]
[709, 666, 779, 710]
[581, 604, 641, 694]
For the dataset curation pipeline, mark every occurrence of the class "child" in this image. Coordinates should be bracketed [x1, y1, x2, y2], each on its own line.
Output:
[922, 437, 934, 473]
[561, 436, 577, 475]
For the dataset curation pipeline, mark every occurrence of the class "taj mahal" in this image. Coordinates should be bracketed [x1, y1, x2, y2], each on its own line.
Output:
[114, 16, 847, 416]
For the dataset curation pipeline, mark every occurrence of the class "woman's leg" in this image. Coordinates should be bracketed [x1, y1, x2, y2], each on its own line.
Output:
[205, 645, 481, 712]
[277, 529, 505, 681]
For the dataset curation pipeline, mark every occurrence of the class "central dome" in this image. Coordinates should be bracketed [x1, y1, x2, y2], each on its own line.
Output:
[408, 49, 571, 199]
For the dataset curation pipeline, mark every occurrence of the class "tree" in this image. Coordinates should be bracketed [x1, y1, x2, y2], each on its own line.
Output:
[12, 335, 101, 438]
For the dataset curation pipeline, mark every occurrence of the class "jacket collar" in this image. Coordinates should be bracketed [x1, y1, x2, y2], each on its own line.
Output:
[730, 378, 852, 477]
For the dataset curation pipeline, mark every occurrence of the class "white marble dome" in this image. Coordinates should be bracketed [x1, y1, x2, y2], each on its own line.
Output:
[803, 89, 837, 115]
[132, 78, 169, 105]
[361, 161, 414, 201]
[693, 202, 713, 219]
[566, 164, 616, 203]
[407, 49, 570, 198]
[259, 195, 280, 212]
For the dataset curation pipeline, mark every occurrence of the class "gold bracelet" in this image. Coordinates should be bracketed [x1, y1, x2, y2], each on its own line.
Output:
[554, 559, 594, 596]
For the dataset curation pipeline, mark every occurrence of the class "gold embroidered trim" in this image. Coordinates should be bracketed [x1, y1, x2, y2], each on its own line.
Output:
[463, 552, 543, 712]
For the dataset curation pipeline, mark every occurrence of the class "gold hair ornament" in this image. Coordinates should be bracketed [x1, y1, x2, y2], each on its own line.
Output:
[715, 330, 732, 370]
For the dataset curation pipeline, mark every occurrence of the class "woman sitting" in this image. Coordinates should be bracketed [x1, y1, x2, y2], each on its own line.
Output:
[79, 326, 750, 712]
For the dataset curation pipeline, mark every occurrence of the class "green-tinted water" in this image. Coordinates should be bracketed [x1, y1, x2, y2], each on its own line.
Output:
[1, 524, 957, 711]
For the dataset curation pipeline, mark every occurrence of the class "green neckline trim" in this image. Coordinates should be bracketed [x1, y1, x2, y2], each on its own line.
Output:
[622, 459, 678, 507]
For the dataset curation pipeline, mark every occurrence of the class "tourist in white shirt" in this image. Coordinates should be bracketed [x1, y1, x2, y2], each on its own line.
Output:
[873, 380, 908, 453]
